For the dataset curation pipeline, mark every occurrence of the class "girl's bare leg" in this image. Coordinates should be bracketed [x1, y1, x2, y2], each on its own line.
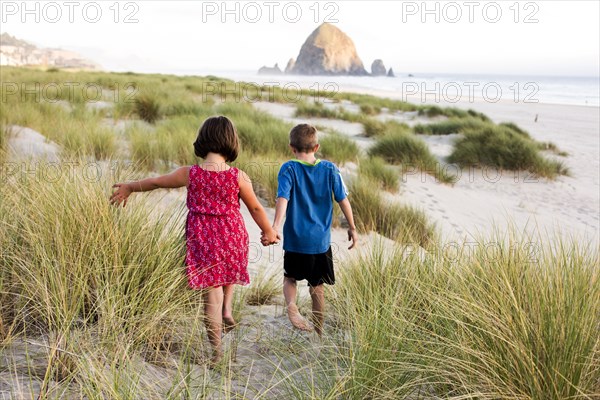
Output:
[203, 287, 224, 364]
[284, 277, 313, 332]
[222, 284, 236, 332]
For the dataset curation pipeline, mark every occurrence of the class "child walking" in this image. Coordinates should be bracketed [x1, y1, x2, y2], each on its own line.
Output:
[264, 124, 357, 336]
[110, 116, 279, 363]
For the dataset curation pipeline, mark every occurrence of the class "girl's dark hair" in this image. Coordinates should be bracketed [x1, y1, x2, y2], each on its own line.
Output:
[193, 116, 240, 161]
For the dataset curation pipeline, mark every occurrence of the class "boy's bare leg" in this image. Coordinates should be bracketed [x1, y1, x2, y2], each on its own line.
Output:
[309, 284, 325, 336]
[203, 287, 224, 364]
[222, 284, 236, 333]
[283, 277, 313, 331]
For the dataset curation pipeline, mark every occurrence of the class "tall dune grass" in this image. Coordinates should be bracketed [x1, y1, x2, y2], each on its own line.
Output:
[217, 102, 292, 157]
[235, 152, 283, 207]
[349, 178, 435, 246]
[0, 96, 116, 159]
[361, 118, 411, 138]
[0, 160, 219, 397]
[319, 131, 360, 165]
[449, 125, 570, 178]
[369, 131, 455, 183]
[0, 119, 7, 162]
[414, 117, 490, 135]
[328, 236, 599, 399]
[358, 157, 400, 192]
[294, 100, 364, 123]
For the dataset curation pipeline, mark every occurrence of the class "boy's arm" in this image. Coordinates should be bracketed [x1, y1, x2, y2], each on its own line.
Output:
[110, 166, 189, 207]
[272, 197, 288, 233]
[338, 198, 358, 249]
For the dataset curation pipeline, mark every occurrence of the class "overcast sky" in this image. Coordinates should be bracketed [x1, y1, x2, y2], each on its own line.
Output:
[2, 0, 599, 76]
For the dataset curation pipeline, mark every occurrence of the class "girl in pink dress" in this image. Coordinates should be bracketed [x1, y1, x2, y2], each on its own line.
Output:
[111, 116, 279, 364]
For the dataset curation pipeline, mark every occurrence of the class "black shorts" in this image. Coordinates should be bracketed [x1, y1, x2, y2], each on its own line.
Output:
[283, 247, 335, 287]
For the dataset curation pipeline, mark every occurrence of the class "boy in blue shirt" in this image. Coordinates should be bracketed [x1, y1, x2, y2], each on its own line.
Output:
[265, 124, 357, 335]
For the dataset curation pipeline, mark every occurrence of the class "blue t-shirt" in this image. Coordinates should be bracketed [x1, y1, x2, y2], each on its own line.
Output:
[277, 159, 348, 254]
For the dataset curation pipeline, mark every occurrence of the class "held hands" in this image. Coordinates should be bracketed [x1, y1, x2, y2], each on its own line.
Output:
[260, 228, 281, 246]
[347, 228, 358, 250]
[110, 183, 133, 207]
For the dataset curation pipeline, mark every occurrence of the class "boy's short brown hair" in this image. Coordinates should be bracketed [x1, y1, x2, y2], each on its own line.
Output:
[289, 124, 318, 153]
[194, 115, 240, 162]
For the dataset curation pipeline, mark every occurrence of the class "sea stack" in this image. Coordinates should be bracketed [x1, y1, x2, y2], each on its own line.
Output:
[284, 58, 295, 74]
[371, 59, 387, 76]
[258, 63, 283, 75]
[289, 23, 368, 76]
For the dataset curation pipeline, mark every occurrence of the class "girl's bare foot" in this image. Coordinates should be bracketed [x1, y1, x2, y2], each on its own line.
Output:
[287, 304, 313, 332]
[223, 316, 237, 333]
[208, 348, 223, 369]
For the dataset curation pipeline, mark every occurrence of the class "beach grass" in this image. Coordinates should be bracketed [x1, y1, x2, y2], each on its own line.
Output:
[0, 99, 118, 159]
[294, 100, 364, 123]
[0, 120, 7, 162]
[1, 159, 597, 399]
[361, 118, 387, 137]
[217, 102, 292, 157]
[358, 157, 400, 192]
[235, 153, 282, 207]
[369, 131, 455, 183]
[349, 177, 435, 246]
[329, 92, 417, 113]
[359, 104, 381, 116]
[362, 118, 411, 137]
[328, 234, 600, 399]
[414, 117, 490, 135]
[245, 268, 280, 306]
[448, 125, 570, 178]
[134, 93, 163, 123]
[417, 106, 492, 121]
[318, 131, 360, 165]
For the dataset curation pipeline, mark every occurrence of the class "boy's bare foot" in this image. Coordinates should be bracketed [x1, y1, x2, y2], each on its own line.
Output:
[223, 316, 237, 333]
[287, 304, 313, 332]
[311, 315, 323, 337]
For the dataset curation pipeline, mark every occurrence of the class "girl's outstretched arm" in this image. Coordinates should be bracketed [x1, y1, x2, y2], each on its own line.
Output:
[238, 170, 279, 244]
[110, 166, 190, 207]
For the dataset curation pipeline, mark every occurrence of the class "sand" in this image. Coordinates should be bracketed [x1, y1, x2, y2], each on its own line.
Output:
[5, 126, 61, 163]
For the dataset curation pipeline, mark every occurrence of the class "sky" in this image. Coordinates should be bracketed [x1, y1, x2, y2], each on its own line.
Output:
[1, 0, 599, 77]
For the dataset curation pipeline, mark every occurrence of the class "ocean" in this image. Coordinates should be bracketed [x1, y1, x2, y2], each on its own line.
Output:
[165, 68, 600, 108]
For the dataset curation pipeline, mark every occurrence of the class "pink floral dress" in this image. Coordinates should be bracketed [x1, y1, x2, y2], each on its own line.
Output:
[185, 165, 250, 289]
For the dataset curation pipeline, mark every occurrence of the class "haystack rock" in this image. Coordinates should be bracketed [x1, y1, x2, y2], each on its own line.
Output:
[371, 59, 387, 76]
[289, 23, 367, 76]
[284, 58, 295, 74]
[258, 63, 283, 75]
[387, 67, 395, 77]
